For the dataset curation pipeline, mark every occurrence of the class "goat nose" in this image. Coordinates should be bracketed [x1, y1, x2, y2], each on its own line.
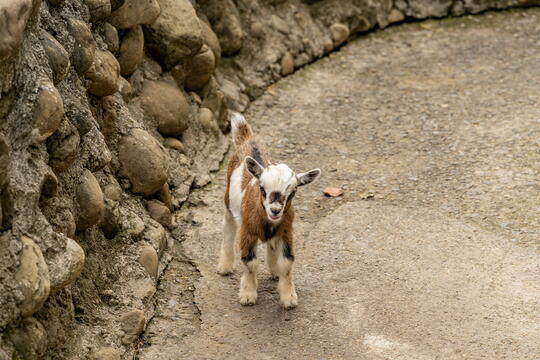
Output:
[271, 208, 280, 215]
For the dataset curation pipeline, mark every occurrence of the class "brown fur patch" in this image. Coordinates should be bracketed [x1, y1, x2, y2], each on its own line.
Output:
[225, 122, 295, 259]
[233, 121, 254, 147]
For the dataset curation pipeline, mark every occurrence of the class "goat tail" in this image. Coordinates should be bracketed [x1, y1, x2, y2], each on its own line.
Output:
[230, 111, 253, 147]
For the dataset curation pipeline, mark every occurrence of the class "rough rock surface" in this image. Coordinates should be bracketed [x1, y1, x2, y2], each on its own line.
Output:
[85, 0, 112, 22]
[100, 23, 120, 55]
[200, 0, 243, 56]
[200, 19, 221, 66]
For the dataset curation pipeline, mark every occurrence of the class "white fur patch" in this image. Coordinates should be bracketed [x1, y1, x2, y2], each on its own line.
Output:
[259, 164, 297, 222]
[229, 163, 244, 222]
[260, 164, 296, 193]
[230, 111, 246, 130]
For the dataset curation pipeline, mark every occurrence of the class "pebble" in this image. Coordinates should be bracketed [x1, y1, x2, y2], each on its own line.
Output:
[323, 187, 344, 197]
[330, 23, 350, 47]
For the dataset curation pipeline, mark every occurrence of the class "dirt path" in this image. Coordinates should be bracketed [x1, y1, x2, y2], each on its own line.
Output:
[138, 9, 540, 360]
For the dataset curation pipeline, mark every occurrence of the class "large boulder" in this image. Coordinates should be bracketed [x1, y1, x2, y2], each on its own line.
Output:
[118, 25, 144, 76]
[143, 0, 202, 69]
[118, 128, 169, 196]
[0, 0, 33, 61]
[140, 80, 190, 137]
[84, 50, 120, 97]
[15, 236, 50, 318]
[109, 0, 161, 29]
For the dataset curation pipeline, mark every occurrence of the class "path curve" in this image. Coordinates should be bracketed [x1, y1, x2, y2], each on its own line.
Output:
[139, 9, 540, 360]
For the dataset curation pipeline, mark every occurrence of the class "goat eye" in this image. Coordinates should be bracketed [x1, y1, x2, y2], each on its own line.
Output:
[259, 186, 266, 197]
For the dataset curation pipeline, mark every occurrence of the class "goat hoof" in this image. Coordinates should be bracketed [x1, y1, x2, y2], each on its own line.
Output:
[239, 292, 257, 306]
[217, 264, 234, 276]
[280, 293, 298, 309]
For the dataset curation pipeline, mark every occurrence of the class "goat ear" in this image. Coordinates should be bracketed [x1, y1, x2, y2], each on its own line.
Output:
[296, 168, 321, 186]
[245, 156, 264, 179]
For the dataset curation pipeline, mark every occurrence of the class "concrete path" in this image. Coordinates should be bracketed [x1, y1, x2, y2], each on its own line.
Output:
[138, 9, 540, 360]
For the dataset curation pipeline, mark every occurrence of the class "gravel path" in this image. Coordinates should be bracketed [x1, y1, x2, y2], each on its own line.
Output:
[138, 9, 540, 360]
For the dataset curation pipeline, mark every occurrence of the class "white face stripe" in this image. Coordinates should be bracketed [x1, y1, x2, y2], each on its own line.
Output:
[257, 164, 299, 223]
[259, 164, 297, 195]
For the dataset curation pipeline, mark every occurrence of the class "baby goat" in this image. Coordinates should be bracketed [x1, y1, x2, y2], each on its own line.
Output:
[217, 112, 321, 309]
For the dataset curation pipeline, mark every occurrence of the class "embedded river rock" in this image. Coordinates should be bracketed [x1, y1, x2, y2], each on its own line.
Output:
[138, 9, 540, 360]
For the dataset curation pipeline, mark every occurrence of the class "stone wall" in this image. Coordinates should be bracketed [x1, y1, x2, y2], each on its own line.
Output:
[0, 0, 537, 359]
